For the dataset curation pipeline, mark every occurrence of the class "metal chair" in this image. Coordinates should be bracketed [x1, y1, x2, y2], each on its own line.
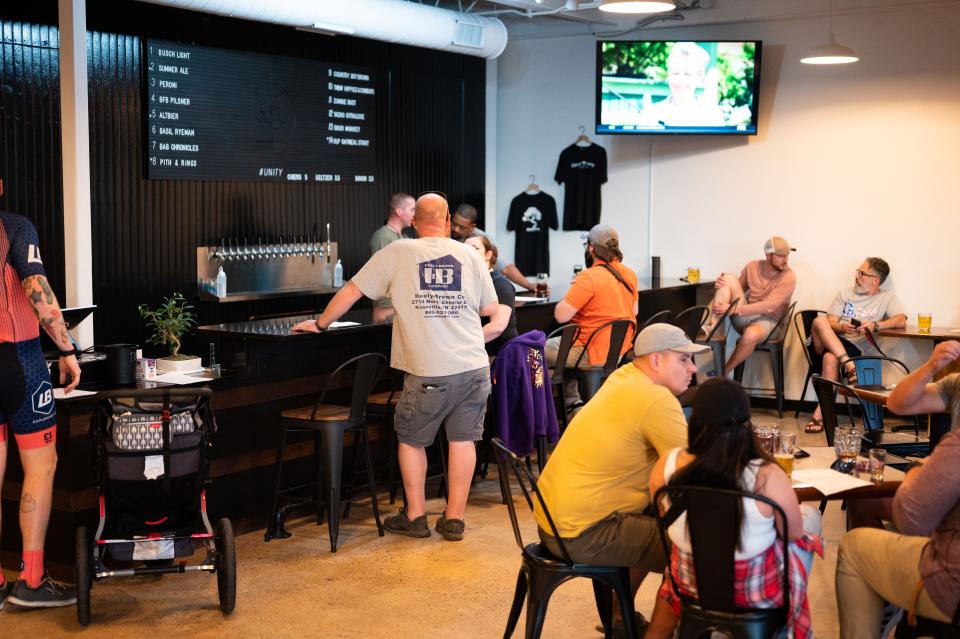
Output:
[569, 318, 636, 403]
[695, 297, 740, 377]
[639, 309, 674, 332]
[674, 305, 709, 341]
[811, 375, 928, 459]
[849, 355, 922, 436]
[491, 438, 638, 639]
[793, 309, 827, 417]
[265, 353, 386, 552]
[545, 324, 580, 433]
[895, 601, 960, 638]
[733, 302, 797, 418]
[653, 484, 790, 639]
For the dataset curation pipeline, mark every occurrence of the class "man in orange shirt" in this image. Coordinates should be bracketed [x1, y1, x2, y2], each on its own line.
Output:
[547, 224, 638, 407]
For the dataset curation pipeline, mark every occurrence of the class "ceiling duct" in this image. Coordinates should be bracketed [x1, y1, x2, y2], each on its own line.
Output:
[134, 0, 509, 59]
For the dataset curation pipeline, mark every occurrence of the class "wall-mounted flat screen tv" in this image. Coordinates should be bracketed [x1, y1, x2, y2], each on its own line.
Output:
[597, 40, 761, 135]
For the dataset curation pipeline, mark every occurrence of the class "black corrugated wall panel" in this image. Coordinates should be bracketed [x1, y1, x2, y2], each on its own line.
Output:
[1, 3, 486, 352]
[0, 19, 65, 302]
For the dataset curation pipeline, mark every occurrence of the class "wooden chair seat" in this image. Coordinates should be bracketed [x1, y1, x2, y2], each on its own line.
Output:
[366, 391, 399, 406]
[280, 403, 351, 422]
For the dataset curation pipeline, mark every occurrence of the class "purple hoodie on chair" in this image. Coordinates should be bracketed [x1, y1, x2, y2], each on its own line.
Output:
[491, 330, 560, 456]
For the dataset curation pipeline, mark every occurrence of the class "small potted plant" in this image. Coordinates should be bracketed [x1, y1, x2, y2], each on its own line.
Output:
[138, 292, 200, 373]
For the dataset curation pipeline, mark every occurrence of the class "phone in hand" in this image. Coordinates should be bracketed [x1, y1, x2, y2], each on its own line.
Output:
[850, 318, 862, 328]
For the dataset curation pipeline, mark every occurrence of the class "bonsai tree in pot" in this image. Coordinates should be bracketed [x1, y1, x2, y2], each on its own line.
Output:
[138, 292, 200, 373]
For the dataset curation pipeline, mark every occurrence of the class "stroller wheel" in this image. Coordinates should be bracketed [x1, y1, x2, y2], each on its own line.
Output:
[75, 526, 92, 626]
[215, 518, 236, 614]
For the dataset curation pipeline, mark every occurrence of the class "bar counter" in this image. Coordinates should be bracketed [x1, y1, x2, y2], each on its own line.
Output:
[1, 278, 711, 579]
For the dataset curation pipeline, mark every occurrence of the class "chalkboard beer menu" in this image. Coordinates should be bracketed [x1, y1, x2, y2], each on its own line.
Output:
[144, 39, 377, 182]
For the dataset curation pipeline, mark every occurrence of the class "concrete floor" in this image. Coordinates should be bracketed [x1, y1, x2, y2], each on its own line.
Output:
[2, 409, 849, 638]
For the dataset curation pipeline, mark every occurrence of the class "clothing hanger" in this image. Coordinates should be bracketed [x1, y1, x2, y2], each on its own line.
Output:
[575, 125, 591, 147]
[525, 174, 540, 195]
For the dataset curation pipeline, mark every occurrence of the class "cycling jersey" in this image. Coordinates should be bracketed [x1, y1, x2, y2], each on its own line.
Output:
[0, 211, 56, 447]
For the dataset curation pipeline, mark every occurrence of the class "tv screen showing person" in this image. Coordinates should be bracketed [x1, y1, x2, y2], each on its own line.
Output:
[597, 40, 761, 135]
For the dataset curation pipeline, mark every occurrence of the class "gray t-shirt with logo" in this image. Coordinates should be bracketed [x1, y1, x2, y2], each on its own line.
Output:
[935, 373, 960, 431]
[352, 236, 497, 377]
[828, 287, 906, 349]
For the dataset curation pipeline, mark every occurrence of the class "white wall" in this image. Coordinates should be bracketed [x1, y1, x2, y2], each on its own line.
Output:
[492, 3, 960, 401]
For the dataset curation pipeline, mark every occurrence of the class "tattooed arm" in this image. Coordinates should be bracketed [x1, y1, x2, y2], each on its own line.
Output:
[22, 274, 81, 393]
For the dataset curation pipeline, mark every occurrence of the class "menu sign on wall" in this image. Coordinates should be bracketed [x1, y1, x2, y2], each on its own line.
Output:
[144, 39, 377, 182]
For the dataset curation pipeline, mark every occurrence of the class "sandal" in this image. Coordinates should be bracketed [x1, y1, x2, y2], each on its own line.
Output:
[805, 417, 824, 433]
[838, 354, 859, 385]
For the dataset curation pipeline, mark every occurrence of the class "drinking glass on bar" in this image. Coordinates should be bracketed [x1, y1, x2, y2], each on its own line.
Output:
[917, 312, 932, 333]
[686, 267, 700, 284]
[869, 448, 886, 484]
[535, 273, 549, 298]
[775, 432, 797, 478]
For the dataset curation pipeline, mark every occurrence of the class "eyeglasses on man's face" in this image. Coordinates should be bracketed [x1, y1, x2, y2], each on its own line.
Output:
[856, 269, 880, 280]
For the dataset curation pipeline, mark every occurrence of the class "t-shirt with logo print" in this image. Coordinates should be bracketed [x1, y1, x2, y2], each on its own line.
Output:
[828, 287, 905, 350]
[506, 191, 558, 274]
[554, 143, 608, 231]
[351, 236, 497, 377]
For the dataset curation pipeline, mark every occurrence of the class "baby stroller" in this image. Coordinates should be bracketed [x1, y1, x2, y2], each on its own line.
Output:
[75, 386, 235, 625]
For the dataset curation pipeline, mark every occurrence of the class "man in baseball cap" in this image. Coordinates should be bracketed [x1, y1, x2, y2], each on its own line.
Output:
[705, 235, 797, 377]
[534, 324, 708, 637]
[549, 223, 639, 408]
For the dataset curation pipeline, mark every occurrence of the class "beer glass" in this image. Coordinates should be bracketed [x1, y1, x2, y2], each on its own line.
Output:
[917, 312, 932, 333]
[775, 432, 797, 478]
[686, 267, 700, 284]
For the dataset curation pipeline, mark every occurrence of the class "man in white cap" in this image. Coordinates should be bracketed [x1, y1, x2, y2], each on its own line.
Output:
[707, 235, 797, 377]
[548, 223, 639, 407]
[534, 324, 709, 638]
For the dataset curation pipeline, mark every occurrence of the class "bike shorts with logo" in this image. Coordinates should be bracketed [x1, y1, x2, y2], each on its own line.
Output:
[0, 338, 57, 448]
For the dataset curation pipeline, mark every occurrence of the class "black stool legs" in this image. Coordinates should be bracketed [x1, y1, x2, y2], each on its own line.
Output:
[265, 420, 382, 552]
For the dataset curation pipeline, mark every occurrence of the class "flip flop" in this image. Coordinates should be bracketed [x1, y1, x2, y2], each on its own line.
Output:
[805, 418, 824, 433]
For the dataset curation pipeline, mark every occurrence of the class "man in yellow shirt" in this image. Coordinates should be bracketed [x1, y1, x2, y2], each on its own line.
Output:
[535, 323, 707, 637]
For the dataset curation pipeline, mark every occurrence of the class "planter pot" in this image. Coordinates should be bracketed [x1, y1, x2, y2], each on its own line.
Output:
[156, 356, 202, 374]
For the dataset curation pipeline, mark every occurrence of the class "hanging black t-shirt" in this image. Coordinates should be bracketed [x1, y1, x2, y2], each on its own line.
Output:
[506, 191, 558, 275]
[554, 143, 608, 231]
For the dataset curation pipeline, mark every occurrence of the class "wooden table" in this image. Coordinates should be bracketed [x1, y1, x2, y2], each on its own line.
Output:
[792, 446, 904, 502]
[879, 326, 960, 342]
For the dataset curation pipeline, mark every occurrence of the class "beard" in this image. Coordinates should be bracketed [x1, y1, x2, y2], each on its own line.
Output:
[584, 249, 594, 268]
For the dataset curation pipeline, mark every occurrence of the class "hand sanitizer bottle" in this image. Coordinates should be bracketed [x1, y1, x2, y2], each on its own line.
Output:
[333, 259, 343, 287]
[215, 266, 227, 297]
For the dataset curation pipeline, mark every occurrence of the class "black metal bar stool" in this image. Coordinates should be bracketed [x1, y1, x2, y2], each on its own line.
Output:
[265, 352, 386, 552]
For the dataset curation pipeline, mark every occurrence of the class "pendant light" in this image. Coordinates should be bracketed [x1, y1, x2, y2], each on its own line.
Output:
[599, 0, 676, 14]
[801, 0, 858, 64]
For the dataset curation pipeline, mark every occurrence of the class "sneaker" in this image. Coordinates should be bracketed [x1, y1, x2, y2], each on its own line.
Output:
[880, 602, 903, 638]
[435, 512, 465, 541]
[0, 580, 14, 611]
[7, 575, 77, 608]
[383, 509, 431, 538]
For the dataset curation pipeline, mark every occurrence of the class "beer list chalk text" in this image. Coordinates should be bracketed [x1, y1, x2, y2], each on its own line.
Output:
[146, 39, 376, 181]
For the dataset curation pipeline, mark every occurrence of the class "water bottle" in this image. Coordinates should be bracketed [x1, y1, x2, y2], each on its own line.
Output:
[333, 259, 343, 287]
[215, 266, 227, 297]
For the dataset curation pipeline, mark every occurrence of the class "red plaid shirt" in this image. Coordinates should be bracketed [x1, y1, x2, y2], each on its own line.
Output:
[659, 534, 824, 639]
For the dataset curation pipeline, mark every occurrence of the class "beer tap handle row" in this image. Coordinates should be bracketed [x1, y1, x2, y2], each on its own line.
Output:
[210, 236, 325, 261]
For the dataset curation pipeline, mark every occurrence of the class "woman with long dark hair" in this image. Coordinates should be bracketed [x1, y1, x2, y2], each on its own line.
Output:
[646, 378, 823, 639]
